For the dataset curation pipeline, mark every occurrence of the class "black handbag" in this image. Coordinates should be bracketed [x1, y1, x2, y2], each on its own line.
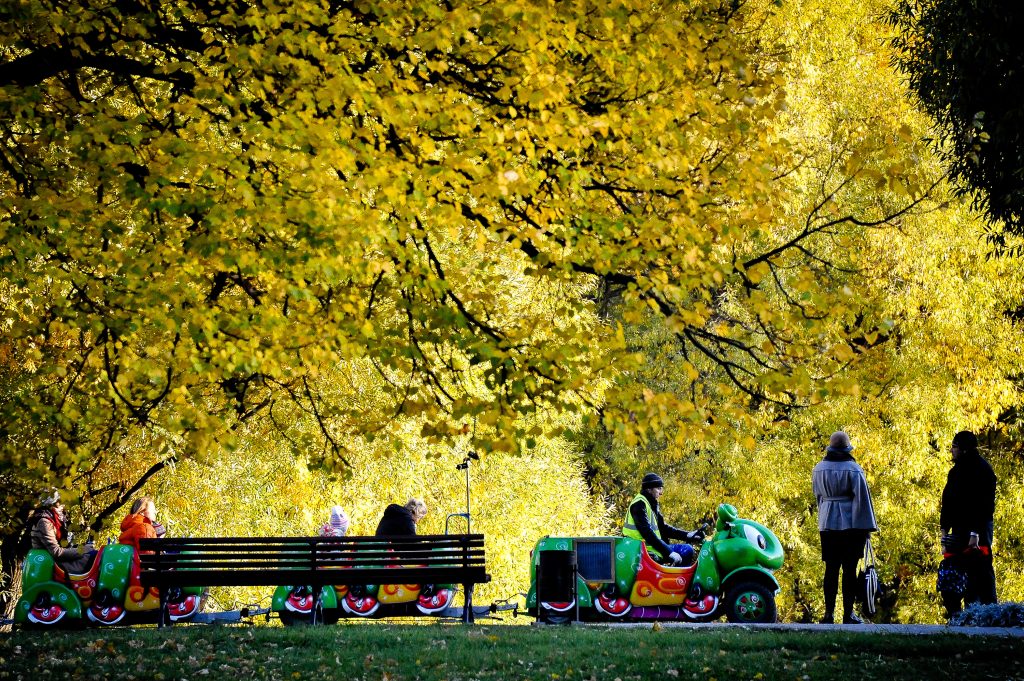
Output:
[857, 537, 880, 616]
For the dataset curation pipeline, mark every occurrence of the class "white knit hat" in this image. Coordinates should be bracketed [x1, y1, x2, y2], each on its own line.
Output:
[329, 506, 349, 535]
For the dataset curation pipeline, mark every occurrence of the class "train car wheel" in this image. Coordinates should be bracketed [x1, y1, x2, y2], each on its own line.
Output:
[595, 592, 631, 618]
[682, 595, 721, 623]
[342, 594, 380, 617]
[168, 595, 201, 622]
[416, 588, 453, 615]
[87, 604, 126, 625]
[724, 582, 776, 624]
[27, 604, 67, 626]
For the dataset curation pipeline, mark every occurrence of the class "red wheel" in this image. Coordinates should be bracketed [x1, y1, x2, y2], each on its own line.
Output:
[682, 595, 721, 622]
[285, 592, 313, 614]
[595, 592, 632, 618]
[87, 604, 126, 625]
[28, 604, 67, 626]
[416, 589, 453, 615]
[168, 595, 200, 621]
[342, 594, 380, 617]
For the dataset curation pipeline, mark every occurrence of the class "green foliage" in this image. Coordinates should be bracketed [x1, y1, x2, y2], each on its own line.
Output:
[889, 0, 1024, 238]
[576, 0, 1024, 624]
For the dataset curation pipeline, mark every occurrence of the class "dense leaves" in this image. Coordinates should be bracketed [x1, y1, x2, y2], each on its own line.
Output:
[577, 0, 1024, 623]
[1, 1, 921, 536]
[889, 0, 1024, 239]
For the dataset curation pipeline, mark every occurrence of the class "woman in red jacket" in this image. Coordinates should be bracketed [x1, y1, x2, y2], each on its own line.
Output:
[118, 496, 159, 556]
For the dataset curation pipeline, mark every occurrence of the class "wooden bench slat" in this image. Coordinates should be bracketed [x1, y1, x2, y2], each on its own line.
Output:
[140, 557, 487, 569]
[139, 547, 484, 558]
[140, 534, 484, 546]
[141, 567, 490, 588]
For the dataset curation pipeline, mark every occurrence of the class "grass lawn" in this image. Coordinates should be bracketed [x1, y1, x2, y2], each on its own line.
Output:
[2, 623, 1022, 681]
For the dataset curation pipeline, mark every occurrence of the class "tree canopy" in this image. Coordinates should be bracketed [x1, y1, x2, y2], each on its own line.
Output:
[889, 0, 1024, 239]
[1, 0, 926, 521]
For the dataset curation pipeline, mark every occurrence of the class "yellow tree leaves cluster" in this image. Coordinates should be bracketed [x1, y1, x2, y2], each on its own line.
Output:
[577, 0, 1024, 623]
[2, 0, 932, 613]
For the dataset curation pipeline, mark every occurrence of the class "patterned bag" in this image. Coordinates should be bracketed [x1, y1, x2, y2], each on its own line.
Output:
[936, 555, 969, 597]
[857, 537, 880, 616]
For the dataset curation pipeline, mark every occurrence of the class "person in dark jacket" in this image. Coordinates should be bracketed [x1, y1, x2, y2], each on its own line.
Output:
[29, 491, 96, 574]
[812, 431, 877, 624]
[375, 498, 427, 536]
[622, 473, 703, 566]
[940, 430, 998, 615]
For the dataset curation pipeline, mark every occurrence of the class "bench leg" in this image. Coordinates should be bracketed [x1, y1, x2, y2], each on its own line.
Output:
[311, 588, 320, 626]
[158, 588, 168, 629]
[463, 584, 474, 624]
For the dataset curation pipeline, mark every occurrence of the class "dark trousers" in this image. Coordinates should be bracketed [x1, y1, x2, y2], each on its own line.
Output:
[820, 530, 867, 620]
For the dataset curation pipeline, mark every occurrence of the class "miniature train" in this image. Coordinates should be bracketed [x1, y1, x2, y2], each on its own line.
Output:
[15, 503, 783, 627]
[526, 504, 785, 623]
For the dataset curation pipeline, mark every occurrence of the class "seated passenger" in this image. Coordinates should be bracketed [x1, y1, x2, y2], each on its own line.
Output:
[623, 473, 703, 566]
[29, 490, 96, 574]
[375, 498, 427, 536]
[318, 505, 350, 537]
[118, 495, 159, 557]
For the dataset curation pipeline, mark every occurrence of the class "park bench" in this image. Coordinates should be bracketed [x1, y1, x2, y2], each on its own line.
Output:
[139, 533, 489, 626]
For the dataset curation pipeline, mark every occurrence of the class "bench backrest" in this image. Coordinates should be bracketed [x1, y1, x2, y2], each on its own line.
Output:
[139, 534, 488, 587]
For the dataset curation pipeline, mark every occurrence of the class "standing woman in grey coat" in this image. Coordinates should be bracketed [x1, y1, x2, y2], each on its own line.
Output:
[812, 431, 878, 624]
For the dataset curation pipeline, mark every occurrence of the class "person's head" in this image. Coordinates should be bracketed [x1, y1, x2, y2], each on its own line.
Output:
[130, 496, 157, 522]
[951, 431, 978, 461]
[40, 489, 64, 516]
[329, 505, 350, 535]
[827, 431, 853, 453]
[405, 498, 428, 523]
[641, 472, 665, 499]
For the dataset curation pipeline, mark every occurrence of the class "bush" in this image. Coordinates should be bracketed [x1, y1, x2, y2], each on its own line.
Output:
[948, 602, 1024, 628]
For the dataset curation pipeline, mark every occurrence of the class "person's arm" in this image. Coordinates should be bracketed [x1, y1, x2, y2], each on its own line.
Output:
[630, 500, 672, 557]
[34, 517, 82, 562]
[852, 470, 878, 532]
[939, 470, 957, 536]
[812, 467, 824, 506]
[660, 519, 703, 543]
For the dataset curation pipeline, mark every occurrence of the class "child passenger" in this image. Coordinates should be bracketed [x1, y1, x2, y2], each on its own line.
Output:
[319, 506, 350, 537]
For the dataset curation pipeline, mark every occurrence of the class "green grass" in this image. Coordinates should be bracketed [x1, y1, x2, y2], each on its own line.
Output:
[2, 624, 1023, 681]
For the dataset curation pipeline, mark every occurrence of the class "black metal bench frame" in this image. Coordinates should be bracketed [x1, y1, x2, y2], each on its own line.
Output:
[139, 533, 489, 626]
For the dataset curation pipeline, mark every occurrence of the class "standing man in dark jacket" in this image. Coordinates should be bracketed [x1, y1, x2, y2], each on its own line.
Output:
[940, 430, 998, 612]
[375, 498, 427, 536]
[622, 473, 703, 566]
